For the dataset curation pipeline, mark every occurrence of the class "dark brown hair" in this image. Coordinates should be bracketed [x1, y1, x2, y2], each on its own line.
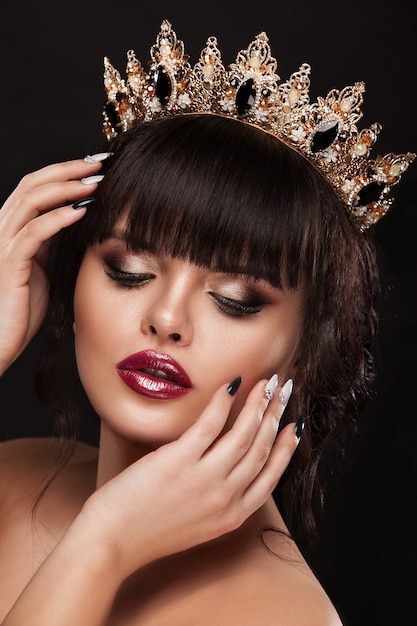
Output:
[36, 114, 380, 541]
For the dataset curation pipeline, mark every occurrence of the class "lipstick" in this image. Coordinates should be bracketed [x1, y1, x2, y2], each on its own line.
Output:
[116, 349, 193, 400]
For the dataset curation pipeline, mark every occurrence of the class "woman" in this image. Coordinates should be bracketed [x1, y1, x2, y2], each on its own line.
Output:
[0, 23, 413, 625]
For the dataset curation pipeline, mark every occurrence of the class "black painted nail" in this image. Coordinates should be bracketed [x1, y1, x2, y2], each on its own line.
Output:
[295, 415, 305, 440]
[72, 197, 96, 210]
[227, 376, 242, 396]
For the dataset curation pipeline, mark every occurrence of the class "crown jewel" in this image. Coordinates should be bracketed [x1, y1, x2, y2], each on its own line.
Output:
[102, 20, 415, 230]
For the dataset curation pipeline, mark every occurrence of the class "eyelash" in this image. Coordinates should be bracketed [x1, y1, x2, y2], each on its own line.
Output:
[104, 264, 154, 288]
[104, 263, 265, 317]
[211, 294, 265, 317]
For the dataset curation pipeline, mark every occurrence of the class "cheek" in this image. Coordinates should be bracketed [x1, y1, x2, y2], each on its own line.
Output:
[73, 278, 150, 440]
[219, 314, 300, 377]
[204, 314, 300, 420]
[73, 266, 120, 394]
[73, 258, 134, 356]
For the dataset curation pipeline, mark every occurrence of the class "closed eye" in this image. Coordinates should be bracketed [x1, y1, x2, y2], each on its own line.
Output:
[104, 263, 155, 288]
[211, 293, 265, 317]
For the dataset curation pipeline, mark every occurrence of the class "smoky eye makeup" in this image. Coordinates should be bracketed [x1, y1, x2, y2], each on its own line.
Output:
[210, 293, 265, 316]
[97, 236, 159, 271]
[208, 278, 274, 317]
[102, 260, 155, 289]
[104, 254, 155, 273]
[98, 245, 159, 287]
[104, 263, 154, 286]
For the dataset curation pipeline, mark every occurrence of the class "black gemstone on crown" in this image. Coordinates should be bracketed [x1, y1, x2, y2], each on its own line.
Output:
[236, 78, 256, 117]
[153, 67, 172, 106]
[104, 102, 121, 132]
[354, 182, 385, 207]
[311, 121, 339, 153]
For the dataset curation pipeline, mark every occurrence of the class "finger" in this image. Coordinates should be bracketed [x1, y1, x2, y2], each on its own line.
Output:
[178, 377, 243, 462]
[6, 205, 87, 274]
[225, 400, 281, 487]
[2, 158, 103, 207]
[241, 421, 300, 511]
[0, 179, 99, 238]
[225, 378, 292, 482]
[204, 378, 273, 476]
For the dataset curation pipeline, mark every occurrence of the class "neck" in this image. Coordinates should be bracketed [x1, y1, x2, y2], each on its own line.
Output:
[96, 421, 156, 488]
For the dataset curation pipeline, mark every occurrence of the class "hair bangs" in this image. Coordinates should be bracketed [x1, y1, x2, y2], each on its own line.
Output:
[85, 114, 337, 289]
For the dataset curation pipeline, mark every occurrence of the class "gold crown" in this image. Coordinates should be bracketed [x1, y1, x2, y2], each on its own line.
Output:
[102, 20, 415, 230]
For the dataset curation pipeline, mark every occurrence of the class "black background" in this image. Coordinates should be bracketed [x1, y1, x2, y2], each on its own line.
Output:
[1, 1, 416, 624]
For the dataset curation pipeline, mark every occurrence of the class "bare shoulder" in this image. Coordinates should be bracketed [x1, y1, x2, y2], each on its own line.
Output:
[0, 436, 98, 477]
[199, 539, 343, 626]
[253, 567, 342, 625]
[207, 561, 343, 626]
[0, 437, 98, 511]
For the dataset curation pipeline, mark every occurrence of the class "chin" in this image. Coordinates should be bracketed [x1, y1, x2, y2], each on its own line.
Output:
[88, 388, 201, 449]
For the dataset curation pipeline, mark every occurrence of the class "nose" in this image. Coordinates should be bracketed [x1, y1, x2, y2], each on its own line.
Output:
[140, 289, 193, 346]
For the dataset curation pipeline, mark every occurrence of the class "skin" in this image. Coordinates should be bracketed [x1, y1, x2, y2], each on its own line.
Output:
[0, 159, 342, 625]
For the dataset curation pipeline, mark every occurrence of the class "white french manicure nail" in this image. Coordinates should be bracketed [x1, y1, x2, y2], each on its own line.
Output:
[265, 374, 279, 400]
[279, 379, 293, 406]
[84, 152, 113, 163]
[81, 174, 105, 184]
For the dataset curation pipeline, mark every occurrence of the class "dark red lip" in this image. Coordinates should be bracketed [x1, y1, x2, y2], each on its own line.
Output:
[116, 349, 193, 400]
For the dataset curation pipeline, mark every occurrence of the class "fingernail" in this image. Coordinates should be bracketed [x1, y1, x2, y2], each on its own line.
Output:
[279, 379, 293, 406]
[265, 374, 279, 400]
[81, 174, 105, 184]
[295, 415, 305, 441]
[72, 197, 96, 210]
[227, 376, 242, 396]
[84, 152, 113, 163]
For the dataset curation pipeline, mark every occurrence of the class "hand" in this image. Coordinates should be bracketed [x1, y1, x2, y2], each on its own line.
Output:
[82, 376, 299, 579]
[0, 159, 102, 374]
